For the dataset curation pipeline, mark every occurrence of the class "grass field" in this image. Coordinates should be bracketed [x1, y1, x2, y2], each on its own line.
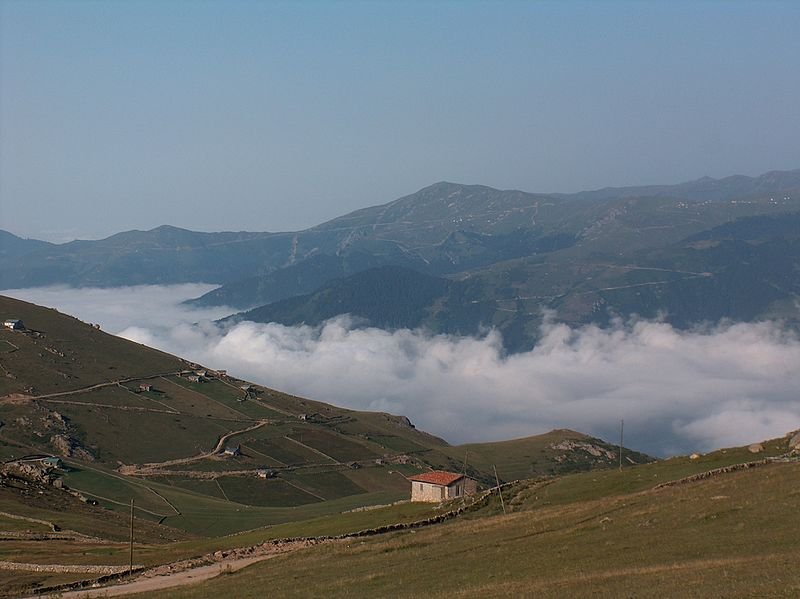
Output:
[0, 495, 441, 598]
[0, 296, 185, 397]
[132, 459, 800, 598]
[3, 434, 798, 598]
[146, 476, 227, 501]
[42, 385, 156, 408]
[366, 434, 428, 453]
[218, 476, 321, 507]
[53, 406, 234, 464]
[239, 435, 333, 465]
[167, 377, 288, 420]
[0, 513, 51, 533]
[286, 428, 382, 462]
[283, 469, 367, 500]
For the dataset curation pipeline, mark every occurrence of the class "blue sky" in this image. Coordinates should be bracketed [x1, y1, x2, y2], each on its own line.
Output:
[2, 0, 799, 241]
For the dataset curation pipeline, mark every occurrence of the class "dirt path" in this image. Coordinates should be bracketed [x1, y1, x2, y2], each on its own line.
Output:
[0, 372, 184, 404]
[118, 419, 271, 476]
[31, 540, 321, 599]
[50, 555, 269, 598]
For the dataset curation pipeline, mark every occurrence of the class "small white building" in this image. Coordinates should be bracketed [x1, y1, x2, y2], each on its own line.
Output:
[3, 319, 24, 330]
[407, 471, 474, 503]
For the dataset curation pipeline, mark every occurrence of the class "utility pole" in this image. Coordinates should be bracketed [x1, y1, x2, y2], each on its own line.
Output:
[493, 465, 506, 515]
[129, 498, 134, 576]
[619, 419, 624, 472]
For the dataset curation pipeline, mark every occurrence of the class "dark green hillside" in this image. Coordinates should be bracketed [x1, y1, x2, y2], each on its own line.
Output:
[588, 238, 800, 326]
[224, 265, 520, 341]
[227, 266, 455, 330]
[187, 250, 427, 310]
[226, 217, 800, 350]
[0, 295, 185, 396]
[685, 211, 800, 242]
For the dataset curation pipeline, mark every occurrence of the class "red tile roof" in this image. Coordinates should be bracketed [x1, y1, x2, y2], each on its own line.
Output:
[407, 471, 464, 487]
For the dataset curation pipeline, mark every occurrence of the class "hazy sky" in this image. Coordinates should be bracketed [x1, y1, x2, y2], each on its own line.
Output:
[2, 1, 799, 242]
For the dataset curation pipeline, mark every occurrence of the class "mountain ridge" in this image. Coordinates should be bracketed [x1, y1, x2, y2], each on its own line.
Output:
[4, 167, 799, 248]
[2, 167, 800, 352]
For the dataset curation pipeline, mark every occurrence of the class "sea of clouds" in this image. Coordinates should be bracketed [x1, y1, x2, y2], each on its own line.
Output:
[6, 284, 800, 457]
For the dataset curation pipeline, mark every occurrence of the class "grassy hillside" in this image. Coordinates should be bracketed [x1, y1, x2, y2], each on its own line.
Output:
[0, 294, 668, 597]
[0, 295, 186, 396]
[134, 436, 800, 598]
[1, 293, 794, 598]
[226, 265, 457, 330]
[0, 295, 644, 550]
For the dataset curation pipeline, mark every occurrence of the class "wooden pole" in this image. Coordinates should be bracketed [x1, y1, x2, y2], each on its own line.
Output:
[619, 419, 624, 471]
[129, 498, 134, 576]
[493, 465, 506, 515]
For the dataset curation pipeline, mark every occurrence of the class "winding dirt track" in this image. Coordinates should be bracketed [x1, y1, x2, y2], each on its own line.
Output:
[118, 419, 271, 476]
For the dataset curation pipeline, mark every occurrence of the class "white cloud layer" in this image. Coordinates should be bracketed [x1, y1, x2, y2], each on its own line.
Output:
[6, 285, 800, 457]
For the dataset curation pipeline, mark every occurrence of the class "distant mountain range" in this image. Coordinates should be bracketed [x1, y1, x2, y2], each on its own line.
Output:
[3, 168, 800, 350]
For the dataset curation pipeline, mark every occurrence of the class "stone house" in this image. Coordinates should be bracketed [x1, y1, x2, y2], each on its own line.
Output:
[407, 471, 474, 503]
[223, 444, 241, 457]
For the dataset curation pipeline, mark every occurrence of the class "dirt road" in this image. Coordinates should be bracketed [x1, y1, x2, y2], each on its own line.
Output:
[25, 539, 320, 598]
[48, 555, 272, 598]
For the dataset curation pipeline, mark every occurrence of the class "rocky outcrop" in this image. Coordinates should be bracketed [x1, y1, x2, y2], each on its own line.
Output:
[549, 440, 617, 460]
[50, 433, 95, 461]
